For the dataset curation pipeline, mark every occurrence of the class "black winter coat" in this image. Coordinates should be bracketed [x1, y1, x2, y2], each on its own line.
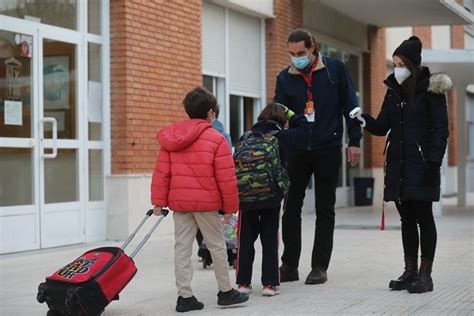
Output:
[363, 67, 451, 202]
[274, 54, 362, 150]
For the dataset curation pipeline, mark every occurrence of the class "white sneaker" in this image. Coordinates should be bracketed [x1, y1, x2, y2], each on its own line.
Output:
[237, 285, 252, 294]
[262, 285, 280, 296]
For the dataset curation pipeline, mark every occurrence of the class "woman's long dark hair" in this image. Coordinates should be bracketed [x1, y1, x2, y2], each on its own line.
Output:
[397, 55, 420, 106]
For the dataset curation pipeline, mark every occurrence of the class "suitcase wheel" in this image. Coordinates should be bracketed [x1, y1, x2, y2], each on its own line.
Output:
[37, 283, 47, 304]
[65, 297, 74, 309]
[65, 292, 79, 309]
[36, 291, 46, 304]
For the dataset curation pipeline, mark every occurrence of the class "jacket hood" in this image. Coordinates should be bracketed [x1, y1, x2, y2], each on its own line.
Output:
[157, 119, 211, 151]
[428, 73, 453, 94]
[212, 119, 225, 133]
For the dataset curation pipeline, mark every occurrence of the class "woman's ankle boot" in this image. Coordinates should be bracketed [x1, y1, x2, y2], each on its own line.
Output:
[389, 256, 418, 290]
[407, 257, 433, 293]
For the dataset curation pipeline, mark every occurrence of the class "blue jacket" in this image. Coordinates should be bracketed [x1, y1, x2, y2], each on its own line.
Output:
[274, 54, 362, 150]
[212, 119, 232, 148]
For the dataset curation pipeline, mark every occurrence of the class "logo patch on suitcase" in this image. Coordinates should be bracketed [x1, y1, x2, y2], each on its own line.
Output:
[57, 257, 98, 279]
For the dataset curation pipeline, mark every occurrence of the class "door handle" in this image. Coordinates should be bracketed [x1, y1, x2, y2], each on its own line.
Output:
[42, 117, 58, 159]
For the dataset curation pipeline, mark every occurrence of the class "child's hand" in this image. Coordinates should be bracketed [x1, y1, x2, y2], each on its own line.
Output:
[153, 206, 162, 216]
[222, 213, 232, 225]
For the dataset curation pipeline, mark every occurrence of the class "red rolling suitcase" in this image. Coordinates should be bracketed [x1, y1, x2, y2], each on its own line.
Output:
[37, 208, 169, 316]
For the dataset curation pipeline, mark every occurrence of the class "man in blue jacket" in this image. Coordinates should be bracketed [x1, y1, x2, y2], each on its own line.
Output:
[275, 29, 362, 285]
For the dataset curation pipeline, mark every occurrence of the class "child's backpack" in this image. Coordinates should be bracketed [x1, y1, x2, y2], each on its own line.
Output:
[233, 130, 289, 204]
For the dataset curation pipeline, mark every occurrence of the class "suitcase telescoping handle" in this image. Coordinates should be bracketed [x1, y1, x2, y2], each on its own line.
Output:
[121, 208, 169, 258]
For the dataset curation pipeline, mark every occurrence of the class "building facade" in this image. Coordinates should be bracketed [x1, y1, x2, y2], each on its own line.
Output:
[1, 0, 472, 254]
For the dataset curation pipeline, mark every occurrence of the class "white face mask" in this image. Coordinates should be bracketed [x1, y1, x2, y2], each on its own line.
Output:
[394, 67, 411, 85]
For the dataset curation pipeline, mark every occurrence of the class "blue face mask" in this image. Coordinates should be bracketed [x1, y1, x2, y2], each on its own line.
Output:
[291, 54, 310, 69]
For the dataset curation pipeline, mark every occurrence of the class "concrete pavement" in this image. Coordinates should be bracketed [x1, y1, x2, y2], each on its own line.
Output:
[1, 199, 473, 315]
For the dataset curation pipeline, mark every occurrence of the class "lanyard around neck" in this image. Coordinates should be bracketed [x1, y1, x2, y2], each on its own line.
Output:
[298, 56, 319, 101]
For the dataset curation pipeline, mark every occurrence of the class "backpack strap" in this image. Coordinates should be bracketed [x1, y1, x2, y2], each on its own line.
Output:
[265, 130, 279, 137]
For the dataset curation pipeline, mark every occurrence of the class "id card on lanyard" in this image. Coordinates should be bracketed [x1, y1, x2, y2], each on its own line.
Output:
[300, 58, 318, 122]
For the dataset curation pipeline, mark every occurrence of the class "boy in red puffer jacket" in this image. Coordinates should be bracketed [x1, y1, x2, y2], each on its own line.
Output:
[151, 87, 249, 313]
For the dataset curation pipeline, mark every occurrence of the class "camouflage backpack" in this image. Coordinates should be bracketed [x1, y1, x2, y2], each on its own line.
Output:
[233, 130, 289, 203]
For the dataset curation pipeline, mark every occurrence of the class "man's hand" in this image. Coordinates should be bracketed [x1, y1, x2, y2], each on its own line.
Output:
[347, 147, 361, 167]
[153, 206, 162, 216]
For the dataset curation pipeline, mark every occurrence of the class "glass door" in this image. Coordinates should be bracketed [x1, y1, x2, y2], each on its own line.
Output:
[39, 27, 83, 248]
[0, 18, 85, 253]
[0, 24, 40, 253]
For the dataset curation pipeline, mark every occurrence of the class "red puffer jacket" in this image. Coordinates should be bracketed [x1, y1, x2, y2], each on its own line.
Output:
[151, 119, 239, 213]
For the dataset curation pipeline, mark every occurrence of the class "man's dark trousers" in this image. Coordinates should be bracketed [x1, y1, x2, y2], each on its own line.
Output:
[281, 146, 342, 270]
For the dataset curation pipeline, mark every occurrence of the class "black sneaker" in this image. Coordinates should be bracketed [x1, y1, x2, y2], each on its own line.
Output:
[305, 267, 327, 285]
[176, 296, 204, 313]
[280, 264, 299, 282]
[217, 289, 249, 306]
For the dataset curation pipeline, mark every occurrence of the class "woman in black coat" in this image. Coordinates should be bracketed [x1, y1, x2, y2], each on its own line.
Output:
[359, 36, 451, 293]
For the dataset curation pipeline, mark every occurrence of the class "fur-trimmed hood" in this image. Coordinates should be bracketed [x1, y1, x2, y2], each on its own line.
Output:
[428, 73, 453, 94]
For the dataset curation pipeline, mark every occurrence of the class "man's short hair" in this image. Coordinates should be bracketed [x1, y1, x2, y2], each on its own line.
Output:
[183, 87, 217, 119]
[288, 28, 314, 49]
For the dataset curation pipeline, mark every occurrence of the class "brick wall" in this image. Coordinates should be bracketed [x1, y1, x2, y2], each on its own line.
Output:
[451, 25, 465, 49]
[363, 26, 387, 169]
[110, 0, 202, 174]
[449, 15, 464, 166]
[413, 26, 432, 49]
[265, 0, 303, 103]
[447, 89, 458, 166]
[452, 0, 466, 50]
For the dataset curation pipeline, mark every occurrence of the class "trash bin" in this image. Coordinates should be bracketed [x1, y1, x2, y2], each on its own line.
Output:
[353, 177, 375, 206]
